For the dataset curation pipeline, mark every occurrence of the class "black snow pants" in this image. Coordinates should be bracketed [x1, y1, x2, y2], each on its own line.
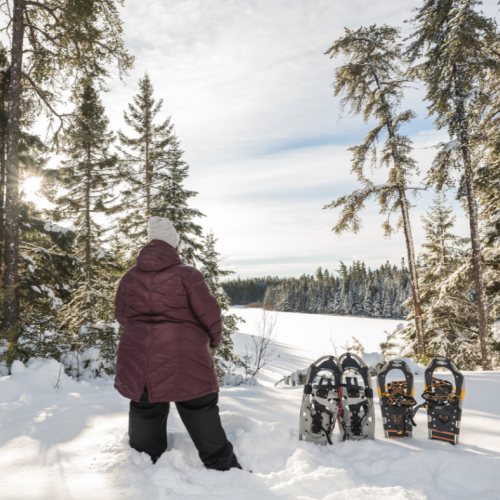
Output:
[129, 386, 241, 471]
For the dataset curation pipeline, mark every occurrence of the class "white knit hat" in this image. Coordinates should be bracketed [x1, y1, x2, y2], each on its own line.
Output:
[148, 217, 179, 249]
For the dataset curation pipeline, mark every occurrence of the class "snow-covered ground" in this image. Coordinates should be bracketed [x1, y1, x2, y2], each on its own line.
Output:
[1, 310, 499, 500]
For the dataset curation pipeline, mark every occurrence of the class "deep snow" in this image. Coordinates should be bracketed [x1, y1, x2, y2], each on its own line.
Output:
[1, 310, 499, 500]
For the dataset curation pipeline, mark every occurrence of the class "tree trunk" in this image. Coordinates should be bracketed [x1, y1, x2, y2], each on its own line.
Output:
[4, 0, 24, 337]
[145, 112, 151, 217]
[85, 146, 92, 294]
[0, 74, 7, 271]
[464, 161, 493, 370]
[399, 187, 425, 355]
[376, 81, 426, 355]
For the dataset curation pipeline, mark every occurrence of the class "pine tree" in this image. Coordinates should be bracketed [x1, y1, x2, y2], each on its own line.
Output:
[323, 25, 426, 354]
[200, 232, 242, 381]
[48, 82, 122, 377]
[2, 0, 133, 341]
[118, 74, 204, 264]
[405, 0, 499, 369]
[150, 136, 205, 265]
[402, 194, 480, 369]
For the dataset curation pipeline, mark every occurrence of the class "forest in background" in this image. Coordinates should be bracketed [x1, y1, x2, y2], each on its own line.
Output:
[223, 260, 410, 319]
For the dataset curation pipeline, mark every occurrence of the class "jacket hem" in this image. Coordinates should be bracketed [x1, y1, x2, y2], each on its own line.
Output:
[114, 381, 219, 403]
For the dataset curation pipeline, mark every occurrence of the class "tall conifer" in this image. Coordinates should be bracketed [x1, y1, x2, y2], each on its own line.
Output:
[118, 74, 204, 264]
[402, 194, 480, 368]
[48, 82, 121, 376]
[200, 232, 241, 380]
[323, 25, 426, 353]
[405, 0, 500, 369]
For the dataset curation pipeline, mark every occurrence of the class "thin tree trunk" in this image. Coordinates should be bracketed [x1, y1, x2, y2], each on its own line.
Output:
[145, 104, 151, 217]
[464, 159, 493, 370]
[371, 67, 426, 354]
[399, 187, 425, 355]
[4, 0, 24, 337]
[0, 74, 7, 271]
[85, 146, 92, 296]
[455, 82, 493, 370]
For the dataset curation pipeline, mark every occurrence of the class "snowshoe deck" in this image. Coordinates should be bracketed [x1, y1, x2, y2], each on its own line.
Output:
[337, 353, 375, 441]
[299, 356, 341, 445]
[377, 360, 417, 438]
[422, 357, 465, 445]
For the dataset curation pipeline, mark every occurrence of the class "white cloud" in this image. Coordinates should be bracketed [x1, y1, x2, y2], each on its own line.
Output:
[73, 1, 492, 276]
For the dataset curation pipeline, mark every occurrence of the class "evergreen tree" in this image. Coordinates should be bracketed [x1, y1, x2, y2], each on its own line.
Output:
[150, 136, 205, 265]
[223, 260, 410, 319]
[405, 0, 500, 369]
[48, 83, 122, 376]
[402, 194, 480, 369]
[323, 25, 426, 354]
[200, 232, 242, 381]
[118, 74, 204, 265]
[2, 0, 133, 341]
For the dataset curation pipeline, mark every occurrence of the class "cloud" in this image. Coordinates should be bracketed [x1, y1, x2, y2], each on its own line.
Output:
[101, 1, 483, 276]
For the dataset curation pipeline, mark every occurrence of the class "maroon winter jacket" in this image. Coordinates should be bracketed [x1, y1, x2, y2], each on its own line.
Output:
[114, 239, 222, 402]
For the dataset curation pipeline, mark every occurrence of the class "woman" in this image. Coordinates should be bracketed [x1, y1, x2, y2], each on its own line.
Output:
[114, 217, 241, 471]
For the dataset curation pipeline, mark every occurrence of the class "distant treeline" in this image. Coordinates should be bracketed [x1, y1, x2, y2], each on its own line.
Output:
[222, 260, 411, 319]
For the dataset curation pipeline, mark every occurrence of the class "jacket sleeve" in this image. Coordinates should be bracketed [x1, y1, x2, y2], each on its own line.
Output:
[187, 268, 222, 348]
[114, 277, 127, 327]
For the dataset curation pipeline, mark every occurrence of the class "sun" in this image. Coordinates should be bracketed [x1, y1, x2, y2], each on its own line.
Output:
[22, 175, 42, 202]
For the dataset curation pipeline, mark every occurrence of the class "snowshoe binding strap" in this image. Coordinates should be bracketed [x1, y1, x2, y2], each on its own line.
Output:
[299, 355, 341, 446]
[377, 360, 416, 438]
[422, 377, 459, 405]
[337, 352, 376, 441]
[380, 381, 417, 407]
[308, 400, 335, 445]
[420, 357, 466, 445]
[424, 357, 465, 404]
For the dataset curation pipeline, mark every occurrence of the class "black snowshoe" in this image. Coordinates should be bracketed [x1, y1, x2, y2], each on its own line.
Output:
[337, 353, 375, 441]
[299, 356, 341, 445]
[420, 357, 465, 445]
[377, 359, 417, 438]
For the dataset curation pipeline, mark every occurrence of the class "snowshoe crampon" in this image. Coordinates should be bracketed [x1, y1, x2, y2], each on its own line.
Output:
[299, 356, 341, 445]
[337, 353, 375, 441]
[422, 357, 465, 445]
[377, 360, 417, 438]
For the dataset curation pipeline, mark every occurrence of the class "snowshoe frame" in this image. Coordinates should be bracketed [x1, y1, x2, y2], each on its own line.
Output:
[337, 353, 375, 441]
[299, 356, 341, 445]
[377, 360, 417, 438]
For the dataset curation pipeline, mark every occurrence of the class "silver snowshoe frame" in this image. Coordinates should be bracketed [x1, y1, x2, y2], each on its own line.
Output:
[337, 352, 376, 441]
[299, 355, 341, 445]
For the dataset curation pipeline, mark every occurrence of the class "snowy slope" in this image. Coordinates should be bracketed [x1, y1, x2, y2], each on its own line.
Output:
[1, 311, 499, 500]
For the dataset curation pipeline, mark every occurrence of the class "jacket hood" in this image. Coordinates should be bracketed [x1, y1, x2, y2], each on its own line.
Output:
[137, 239, 182, 272]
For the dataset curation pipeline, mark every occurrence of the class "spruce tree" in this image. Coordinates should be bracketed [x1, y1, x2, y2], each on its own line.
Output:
[48, 82, 121, 377]
[405, 0, 499, 370]
[2, 0, 133, 340]
[150, 136, 205, 265]
[323, 25, 426, 353]
[118, 74, 204, 264]
[402, 194, 480, 369]
[200, 232, 242, 381]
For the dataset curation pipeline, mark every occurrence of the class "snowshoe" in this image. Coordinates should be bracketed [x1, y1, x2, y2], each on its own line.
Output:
[299, 355, 342, 445]
[337, 353, 375, 441]
[377, 360, 417, 438]
[421, 357, 465, 445]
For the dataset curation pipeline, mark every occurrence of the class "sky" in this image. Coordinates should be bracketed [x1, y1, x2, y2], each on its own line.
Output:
[24, 0, 500, 278]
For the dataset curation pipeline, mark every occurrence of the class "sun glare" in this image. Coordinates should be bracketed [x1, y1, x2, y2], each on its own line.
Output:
[22, 175, 42, 202]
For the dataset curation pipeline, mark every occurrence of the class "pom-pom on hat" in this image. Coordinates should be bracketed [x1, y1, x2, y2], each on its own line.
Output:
[148, 217, 179, 249]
